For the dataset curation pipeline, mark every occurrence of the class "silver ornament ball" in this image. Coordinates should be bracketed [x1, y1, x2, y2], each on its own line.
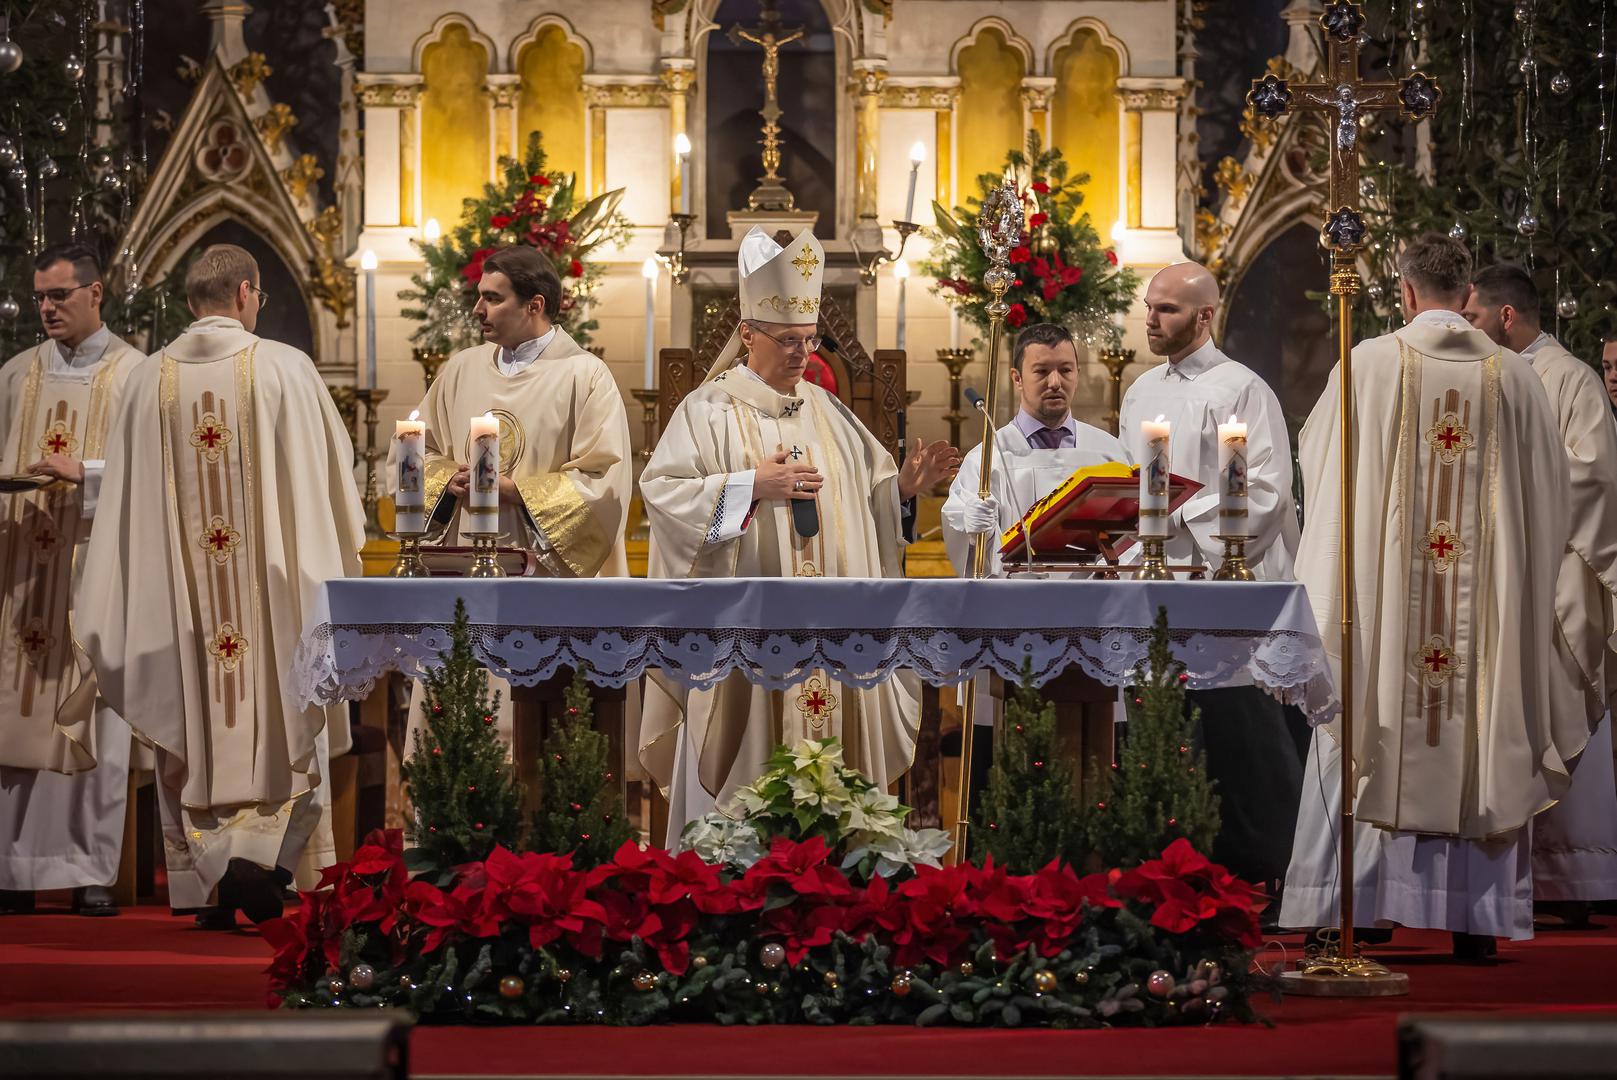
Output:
[0, 137, 14, 166]
[63, 54, 85, 82]
[98, 170, 121, 191]
[1557, 294, 1580, 318]
[1448, 222, 1468, 241]
[1514, 0, 1531, 21]
[7, 161, 27, 183]
[1359, 176, 1378, 200]
[47, 113, 67, 138]
[1517, 211, 1539, 237]
[90, 148, 112, 168]
[36, 157, 58, 180]
[348, 963, 376, 990]
[1519, 56, 1537, 75]
[1551, 72, 1571, 95]
[0, 40, 21, 76]
[1367, 282, 1385, 303]
[0, 295, 19, 321]
[759, 942, 786, 970]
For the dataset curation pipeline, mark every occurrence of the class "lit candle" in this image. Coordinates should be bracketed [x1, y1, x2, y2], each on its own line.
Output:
[642, 256, 659, 388]
[393, 410, 426, 534]
[422, 218, 441, 243]
[360, 249, 378, 390]
[903, 141, 925, 222]
[674, 133, 692, 216]
[893, 258, 909, 352]
[467, 412, 500, 530]
[1139, 414, 1170, 538]
[949, 306, 960, 350]
[1217, 414, 1249, 524]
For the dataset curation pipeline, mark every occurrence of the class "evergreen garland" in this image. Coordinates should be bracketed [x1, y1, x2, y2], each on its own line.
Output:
[529, 667, 632, 868]
[401, 599, 524, 880]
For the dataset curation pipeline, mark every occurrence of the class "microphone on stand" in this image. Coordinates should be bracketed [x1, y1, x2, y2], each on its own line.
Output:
[964, 389, 1037, 574]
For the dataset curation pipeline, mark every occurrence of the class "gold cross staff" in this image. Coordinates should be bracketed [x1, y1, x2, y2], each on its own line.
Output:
[1245, 0, 1439, 997]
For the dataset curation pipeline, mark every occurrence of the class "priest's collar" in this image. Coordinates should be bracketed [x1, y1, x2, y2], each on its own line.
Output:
[1165, 337, 1224, 381]
[712, 358, 805, 418]
[1408, 308, 1470, 331]
[1520, 330, 1553, 357]
[186, 315, 247, 335]
[495, 325, 556, 375]
[52, 323, 110, 370]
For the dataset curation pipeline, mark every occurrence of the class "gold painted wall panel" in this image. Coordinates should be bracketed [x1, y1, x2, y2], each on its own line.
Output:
[421, 25, 490, 231]
[955, 29, 1025, 201]
[517, 26, 587, 184]
[1051, 30, 1121, 235]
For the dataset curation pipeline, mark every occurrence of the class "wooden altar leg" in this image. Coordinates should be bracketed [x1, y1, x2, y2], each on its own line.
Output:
[903, 685, 944, 829]
[377, 674, 411, 831]
[1040, 668, 1117, 798]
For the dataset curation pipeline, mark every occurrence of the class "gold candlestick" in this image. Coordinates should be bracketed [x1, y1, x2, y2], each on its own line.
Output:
[1097, 345, 1135, 437]
[352, 388, 389, 541]
[465, 533, 504, 578]
[935, 347, 973, 451]
[631, 387, 660, 542]
[1135, 532, 1173, 581]
[1211, 533, 1256, 581]
[387, 531, 431, 578]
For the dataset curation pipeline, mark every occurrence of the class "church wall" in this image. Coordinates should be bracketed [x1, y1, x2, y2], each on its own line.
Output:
[516, 26, 589, 186]
[1051, 29, 1123, 238]
[419, 25, 491, 232]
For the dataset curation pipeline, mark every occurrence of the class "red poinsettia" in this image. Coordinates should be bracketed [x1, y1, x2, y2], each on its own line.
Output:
[489, 213, 514, 230]
[568, 259, 584, 278]
[1105, 249, 1119, 266]
[1006, 303, 1028, 328]
[1113, 839, 1266, 947]
[1031, 181, 1050, 194]
[461, 246, 494, 285]
[1028, 212, 1049, 231]
[261, 890, 339, 995]
[743, 836, 855, 901]
[529, 174, 551, 186]
[1009, 245, 1031, 265]
[479, 846, 607, 956]
[888, 865, 976, 967]
[1031, 251, 1084, 303]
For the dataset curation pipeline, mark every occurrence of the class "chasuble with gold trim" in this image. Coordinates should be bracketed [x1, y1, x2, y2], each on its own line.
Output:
[75, 317, 364, 907]
[638, 366, 919, 832]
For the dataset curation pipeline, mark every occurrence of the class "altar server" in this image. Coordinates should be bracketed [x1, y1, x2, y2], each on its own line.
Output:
[1464, 264, 1617, 912]
[1118, 261, 1305, 891]
[76, 244, 364, 927]
[639, 226, 957, 841]
[1281, 234, 1573, 957]
[0, 244, 141, 916]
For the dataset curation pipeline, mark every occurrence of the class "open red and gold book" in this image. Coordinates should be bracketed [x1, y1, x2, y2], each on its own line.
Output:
[998, 462, 1204, 559]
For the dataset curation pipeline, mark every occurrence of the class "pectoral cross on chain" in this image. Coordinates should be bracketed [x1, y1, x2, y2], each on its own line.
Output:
[788, 445, 803, 461]
[1246, 1, 1441, 259]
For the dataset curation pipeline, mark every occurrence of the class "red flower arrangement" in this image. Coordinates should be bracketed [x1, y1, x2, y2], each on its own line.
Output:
[264, 831, 1263, 1027]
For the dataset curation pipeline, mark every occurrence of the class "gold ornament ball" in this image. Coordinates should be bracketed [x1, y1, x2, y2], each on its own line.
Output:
[957, 961, 974, 978]
[499, 975, 525, 1000]
[326, 977, 346, 996]
[348, 964, 375, 991]
[691, 955, 709, 969]
[1072, 969, 1090, 987]
[759, 942, 786, 970]
[632, 970, 657, 992]
[890, 971, 913, 997]
[823, 971, 840, 990]
[397, 975, 415, 991]
[754, 980, 772, 996]
[1032, 970, 1057, 993]
[556, 968, 573, 984]
[1146, 970, 1175, 997]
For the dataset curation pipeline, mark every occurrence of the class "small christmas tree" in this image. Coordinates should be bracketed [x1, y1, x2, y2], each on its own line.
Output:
[402, 599, 524, 878]
[1084, 607, 1220, 868]
[529, 668, 631, 867]
[971, 661, 1085, 872]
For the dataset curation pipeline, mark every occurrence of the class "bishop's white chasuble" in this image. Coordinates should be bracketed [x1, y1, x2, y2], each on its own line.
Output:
[76, 318, 364, 907]
[1282, 316, 1572, 939]
[0, 335, 140, 892]
[639, 367, 919, 834]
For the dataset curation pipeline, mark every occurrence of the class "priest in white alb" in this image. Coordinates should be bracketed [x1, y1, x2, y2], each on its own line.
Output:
[941, 320, 1131, 804]
[1118, 261, 1306, 892]
[0, 244, 141, 917]
[639, 226, 958, 841]
[1281, 234, 1575, 957]
[75, 244, 364, 927]
[391, 244, 632, 748]
[1464, 263, 1617, 914]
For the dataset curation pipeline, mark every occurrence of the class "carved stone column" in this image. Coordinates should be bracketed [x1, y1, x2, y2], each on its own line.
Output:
[1116, 79, 1185, 233]
[487, 76, 520, 166]
[1020, 77, 1055, 146]
[852, 63, 886, 223]
[356, 78, 423, 229]
[660, 61, 696, 216]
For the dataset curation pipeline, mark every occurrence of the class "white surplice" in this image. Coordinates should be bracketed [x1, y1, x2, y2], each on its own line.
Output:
[1521, 333, 1617, 902]
[1118, 339, 1299, 581]
[1280, 310, 1572, 938]
[0, 329, 141, 890]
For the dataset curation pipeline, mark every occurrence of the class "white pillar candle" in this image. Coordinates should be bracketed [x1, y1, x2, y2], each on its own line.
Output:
[642, 256, 659, 388]
[674, 133, 692, 216]
[1217, 415, 1249, 525]
[467, 412, 501, 531]
[393, 410, 426, 534]
[903, 141, 925, 222]
[1139, 414, 1170, 538]
[894, 258, 909, 353]
[360, 249, 378, 390]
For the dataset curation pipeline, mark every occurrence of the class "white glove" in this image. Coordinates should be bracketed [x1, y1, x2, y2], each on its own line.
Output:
[961, 495, 1000, 535]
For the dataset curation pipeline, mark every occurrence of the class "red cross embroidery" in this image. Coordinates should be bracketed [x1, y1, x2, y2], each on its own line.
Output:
[1432, 424, 1464, 451]
[1427, 533, 1456, 560]
[43, 432, 70, 454]
[20, 629, 47, 653]
[195, 424, 225, 449]
[803, 690, 831, 718]
[1419, 646, 1450, 675]
[205, 527, 234, 552]
[216, 634, 242, 659]
[32, 528, 56, 552]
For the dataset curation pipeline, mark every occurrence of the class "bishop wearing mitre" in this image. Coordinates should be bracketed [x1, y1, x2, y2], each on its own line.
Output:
[639, 227, 957, 840]
[392, 244, 632, 745]
[1281, 234, 1574, 956]
[76, 245, 365, 927]
[1464, 264, 1617, 914]
[0, 245, 141, 917]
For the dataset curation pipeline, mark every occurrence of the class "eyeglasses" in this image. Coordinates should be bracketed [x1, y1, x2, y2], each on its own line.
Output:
[747, 323, 821, 355]
[250, 286, 269, 310]
[31, 283, 94, 307]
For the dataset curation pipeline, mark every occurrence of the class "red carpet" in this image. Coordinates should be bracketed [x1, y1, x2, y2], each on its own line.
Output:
[4, 898, 1615, 1078]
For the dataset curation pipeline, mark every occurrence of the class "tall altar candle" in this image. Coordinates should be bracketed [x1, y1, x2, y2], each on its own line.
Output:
[1217, 415, 1249, 525]
[1139, 414, 1170, 538]
[360, 249, 378, 389]
[674, 133, 692, 215]
[894, 258, 909, 352]
[467, 411, 500, 531]
[393, 410, 426, 534]
[642, 256, 659, 387]
[903, 141, 925, 222]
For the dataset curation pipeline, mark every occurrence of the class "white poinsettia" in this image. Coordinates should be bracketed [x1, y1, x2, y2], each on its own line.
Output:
[731, 783, 769, 816]
[786, 767, 850, 811]
[857, 827, 954, 877]
[843, 786, 903, 838]
[677, 812, 766, 870]
[789, 738, 845, 784]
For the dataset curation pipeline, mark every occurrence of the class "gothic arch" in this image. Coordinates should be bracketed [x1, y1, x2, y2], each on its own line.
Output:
[949, 17, 1035, 77]
[1044, 17, 1130, 78]
[508, 13, 593, 73]
[411, 14, 498, 73]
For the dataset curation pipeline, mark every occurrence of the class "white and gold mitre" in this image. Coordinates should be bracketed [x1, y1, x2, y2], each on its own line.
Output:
[738, 225, 823, 326]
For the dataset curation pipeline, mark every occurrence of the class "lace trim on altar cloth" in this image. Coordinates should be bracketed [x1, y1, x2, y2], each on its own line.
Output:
[292, 622, 1338, 723]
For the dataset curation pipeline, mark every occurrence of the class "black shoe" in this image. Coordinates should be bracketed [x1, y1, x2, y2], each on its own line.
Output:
[1451, 931, 1498, 961]
[1534, 900, 1595, 930]
[0, 889, 34, 914]
[217, 859, 285, 925]
[194, 906, 238, 931]
[71, 885, 119, 917]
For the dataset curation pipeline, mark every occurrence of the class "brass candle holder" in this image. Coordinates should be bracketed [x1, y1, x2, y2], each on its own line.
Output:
[386, 530, 431, 578]
[465, 533, 504, 579]
[630, 387, 660, 541]
[352, 388, 389, 541]
[1212, 526, 1256, 582]
[935, 347, 974, 451]
[1135, 530, 1174, 581]
[1097, 345, 1136, 437]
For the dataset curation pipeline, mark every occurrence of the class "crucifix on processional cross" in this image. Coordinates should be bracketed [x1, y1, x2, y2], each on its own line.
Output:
[1243, 0, 1441, 994]
[729, 0, 805, 212]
